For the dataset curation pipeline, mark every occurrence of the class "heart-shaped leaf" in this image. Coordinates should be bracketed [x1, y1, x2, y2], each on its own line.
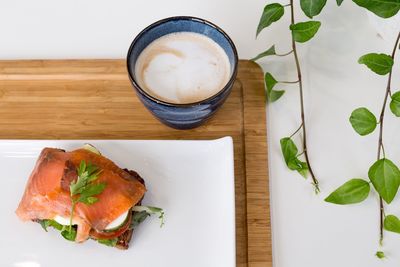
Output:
[280, 137, 308, 177]
[384, 215, 400, 233]
[352, 0, 400, 18]
[349, 107, 377, 136]
[358, 53, 394, 75]
[269, 90, 285, 102]
[325, 179, 370, 204]
[368, 158, 400, 204]
[265, 72, 284, 102]
[256, 3, 285, 37]
[290, 21, 321, 43]
[390, 91, 400, 117]
[300, 0, 327, 18]
[252, 45, 276, 61]
[281, 137, 298, 164]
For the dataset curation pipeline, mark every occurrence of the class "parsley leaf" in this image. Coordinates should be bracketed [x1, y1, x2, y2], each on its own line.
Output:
[39, 219, 64, 232]
[78, 183, 106, 204]
[63, 160, 106, 241]
[61, 227, 77, 241]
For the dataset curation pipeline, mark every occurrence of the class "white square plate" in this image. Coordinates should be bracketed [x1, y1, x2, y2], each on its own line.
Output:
[0, 137, 235, 267]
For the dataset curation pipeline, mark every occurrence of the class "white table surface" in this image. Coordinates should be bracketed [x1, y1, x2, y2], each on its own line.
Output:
[2, 0, 400, 266]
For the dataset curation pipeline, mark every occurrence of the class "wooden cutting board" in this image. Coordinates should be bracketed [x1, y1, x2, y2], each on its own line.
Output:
[0, 59, 271, 267]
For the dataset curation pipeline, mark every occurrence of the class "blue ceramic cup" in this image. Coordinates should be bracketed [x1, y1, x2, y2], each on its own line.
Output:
[127, 16, 238, 130]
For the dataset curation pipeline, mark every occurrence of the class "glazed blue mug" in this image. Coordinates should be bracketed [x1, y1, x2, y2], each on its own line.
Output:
[127, 16, 238, 130]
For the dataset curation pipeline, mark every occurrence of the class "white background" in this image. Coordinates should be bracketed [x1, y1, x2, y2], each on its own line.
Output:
[1, 0, 400, 266]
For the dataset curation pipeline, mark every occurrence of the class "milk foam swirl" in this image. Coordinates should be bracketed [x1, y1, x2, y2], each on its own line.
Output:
[134, 32, 231, 104]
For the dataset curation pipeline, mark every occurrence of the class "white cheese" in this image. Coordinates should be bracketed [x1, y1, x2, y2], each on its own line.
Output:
[53, 211, 129, 231]
[104, 211, 129, 230]
[53, 215, 75, 226]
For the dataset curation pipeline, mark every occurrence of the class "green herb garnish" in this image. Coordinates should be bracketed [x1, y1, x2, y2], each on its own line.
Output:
[131, 206, 165, 228]
[98, 238, 118, 247]
[131, 211, 151, 228]
[38, 219, 78, 241]
[61, 160, 106, 241]
[39, 219, 64, 232]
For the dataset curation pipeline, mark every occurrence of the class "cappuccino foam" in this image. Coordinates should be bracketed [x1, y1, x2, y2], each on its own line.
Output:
[134, 32, 231, 104]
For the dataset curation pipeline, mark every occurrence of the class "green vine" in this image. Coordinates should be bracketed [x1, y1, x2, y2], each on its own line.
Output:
[326, 31, 400, 258]
[253, 0, 326, 192]
[254, 0, 400, 258]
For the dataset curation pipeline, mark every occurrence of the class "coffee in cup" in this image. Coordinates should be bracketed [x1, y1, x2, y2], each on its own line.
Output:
[127, 16, 238, 129]
[134, 32, 231, 104]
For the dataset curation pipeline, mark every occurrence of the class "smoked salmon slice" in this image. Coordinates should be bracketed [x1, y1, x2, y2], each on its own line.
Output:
[16, 147, 146, 243]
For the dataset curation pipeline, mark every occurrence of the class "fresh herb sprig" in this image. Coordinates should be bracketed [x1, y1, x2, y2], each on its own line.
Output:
[132, 206, 165, 228]
[325, 32, 400, 258]
[61, 160, 106, 241]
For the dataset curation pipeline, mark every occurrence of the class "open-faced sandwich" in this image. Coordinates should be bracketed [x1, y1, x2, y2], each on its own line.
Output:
[16, 144, 163, 249]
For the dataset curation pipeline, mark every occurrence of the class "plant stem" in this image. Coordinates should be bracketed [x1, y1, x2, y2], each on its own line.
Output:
[297, 151, 305, 157]
[280, 79, 299, 84]
[377, 31, 400, 245]
[377, 31, 400, 243]
[276, 50, 294, 57]
[290, 122, 303, 138]
[289, 0, 320, 193]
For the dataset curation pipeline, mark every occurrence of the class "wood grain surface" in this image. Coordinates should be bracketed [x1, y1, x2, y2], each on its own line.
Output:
[0, 59, 271, 267]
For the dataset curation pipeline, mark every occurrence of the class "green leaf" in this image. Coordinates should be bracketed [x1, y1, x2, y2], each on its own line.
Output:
[256, 3, 285, 37]
[66, 160, 106, 238]
[61, 228, 77, 241]
[300, 0, 327, 18]
[39, 219, 64, 232]
[80, 183, 106, 199]
[265, 72, 278, 91]
[358, 53, 394, 75]
[287, 157, 309, 177]
[352, 0, 400, 18]
[337, 0, 344, 5]
[79, 196, 99, 205]
[132, 206, 165, 227]
[390, 91, 400, 117]
[251, 45, 276, 61]
[325, 179, 370, 204]
[290, 21, 321, 43]
[280, 137, 309, 177]
[39, 219, 76, 242]
[131, 210, 151, 228]
[376, 251, 385, 259]
[265, 72, 284, 102]
[368, 158, 400, 204]
[349, 107, 377, 136]
[280, 137, 298, 164]
[39, 220, 51, 232]
[71, 161, 103, 196]
[293, 160, 309, 178]
[98, 238, 118, 247]
[147, 206, 164, 213]
[78, 160, 86, 176]
[384, 215, 400, 233]
[269, 90, 285, 102]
